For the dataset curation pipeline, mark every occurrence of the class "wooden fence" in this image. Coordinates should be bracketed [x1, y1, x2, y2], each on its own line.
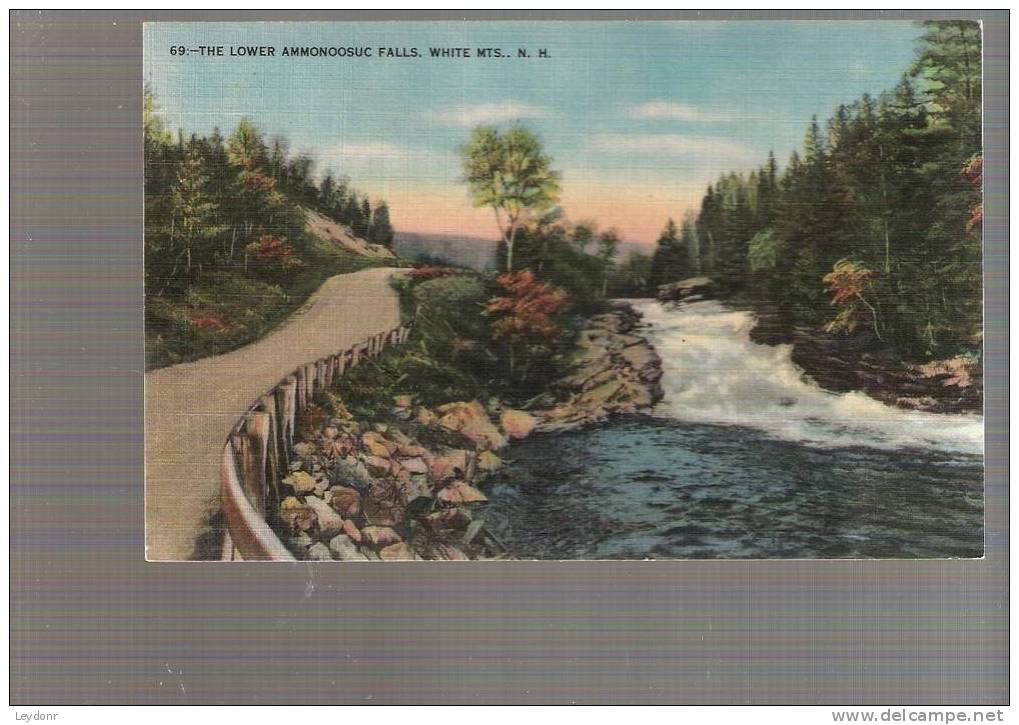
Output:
[219, 323, 413, 561]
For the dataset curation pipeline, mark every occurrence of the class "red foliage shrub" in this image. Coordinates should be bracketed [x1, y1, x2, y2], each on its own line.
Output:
[407, 266, 464, 280]
[486, 270, 568, 345]
[245, 235, 304, 275]
[189, 314, 229, 332]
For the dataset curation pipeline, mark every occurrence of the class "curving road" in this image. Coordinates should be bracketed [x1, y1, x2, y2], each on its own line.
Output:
[144, 267, 404, 561]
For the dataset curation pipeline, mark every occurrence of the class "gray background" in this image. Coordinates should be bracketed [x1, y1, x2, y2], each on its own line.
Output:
[10, 10, 1009, 704]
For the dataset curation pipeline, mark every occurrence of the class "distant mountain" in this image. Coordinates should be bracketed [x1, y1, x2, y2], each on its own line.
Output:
[394, 232, 653, 271]
[394, 232, 499, 271]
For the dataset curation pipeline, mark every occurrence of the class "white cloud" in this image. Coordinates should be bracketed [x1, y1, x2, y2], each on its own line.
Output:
[591, 133, 754, 159]
[422, 101, 550, 127]
[627, 100, 733, 123]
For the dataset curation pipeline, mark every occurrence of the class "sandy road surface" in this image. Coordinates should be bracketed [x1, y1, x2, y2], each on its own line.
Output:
[144, 267, 404, 561]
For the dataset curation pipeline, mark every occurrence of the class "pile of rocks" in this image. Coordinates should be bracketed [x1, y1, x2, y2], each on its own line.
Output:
[277, 398, 539, 561]
[274, 303, 667, 559]
[535, 303, 664, 433]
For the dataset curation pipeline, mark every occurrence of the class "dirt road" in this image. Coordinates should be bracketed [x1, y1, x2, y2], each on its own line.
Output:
[144, 267, 404, 561]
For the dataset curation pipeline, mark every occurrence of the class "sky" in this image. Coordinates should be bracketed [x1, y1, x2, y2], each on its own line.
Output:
[145, 21, 923, 245]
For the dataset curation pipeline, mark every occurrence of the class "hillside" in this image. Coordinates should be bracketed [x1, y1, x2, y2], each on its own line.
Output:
[145, 205, 391, 371]
[305, 207, 397, 260]
[143, 107, 407, 371]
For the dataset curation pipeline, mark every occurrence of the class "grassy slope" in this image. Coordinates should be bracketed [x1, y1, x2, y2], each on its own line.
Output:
[145, 216, 400, 371]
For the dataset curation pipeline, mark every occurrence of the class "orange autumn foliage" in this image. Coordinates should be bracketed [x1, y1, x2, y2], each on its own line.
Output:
[486, 270, 568, 346]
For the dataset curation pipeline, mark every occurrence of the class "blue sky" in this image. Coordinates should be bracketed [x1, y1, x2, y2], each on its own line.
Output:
[145, 21, 922, 243]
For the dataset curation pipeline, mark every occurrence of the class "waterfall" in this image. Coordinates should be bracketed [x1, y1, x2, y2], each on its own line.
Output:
[631, 299, 984, 456]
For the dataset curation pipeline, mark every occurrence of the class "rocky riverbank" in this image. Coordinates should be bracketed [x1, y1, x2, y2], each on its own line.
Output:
[532, 303, 664, 432]
[745, 303, 981, 414]
[656, 275, 981, 415]
[274, 303, 665, 561]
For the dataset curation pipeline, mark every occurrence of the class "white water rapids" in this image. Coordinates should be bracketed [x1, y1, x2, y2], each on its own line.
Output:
[630, 299, 984, 456]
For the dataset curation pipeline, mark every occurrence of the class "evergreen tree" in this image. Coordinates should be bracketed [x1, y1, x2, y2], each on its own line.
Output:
[165, 147, 226, 286]
[369, 202, 395, 247]
[649, 218, 688, 289]
[681, 23, 982, 358]
[355, 198, 372, 238]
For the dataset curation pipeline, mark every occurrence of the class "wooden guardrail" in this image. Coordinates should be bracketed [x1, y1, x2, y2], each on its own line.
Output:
[219, 323, 413, 561]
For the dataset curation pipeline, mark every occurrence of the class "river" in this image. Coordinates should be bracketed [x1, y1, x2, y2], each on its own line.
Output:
[485, 299, 984, 559]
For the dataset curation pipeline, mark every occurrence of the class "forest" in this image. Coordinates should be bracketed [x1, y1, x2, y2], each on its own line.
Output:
[144, 91, 395, 369]
[145, 21, 982, 372]
[644, 21, 983, 360]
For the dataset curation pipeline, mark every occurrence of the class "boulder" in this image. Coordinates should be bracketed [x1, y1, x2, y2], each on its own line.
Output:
[620, 343, 663, 384]
[397, 442, 430, 458]
[415, 407, 438, 426]
[379, 542, 417, 561]
[330, 455, 373, 490]
[399, 456, 429, 475]
[362, 497, 403, 527]
[282, 470, 317, 495]
[361, 526, 403, 548]
[361, 431, 396, 458]
[306, 542, 332, 561]
[280, 496, 317, 532]
[304, 495, 344, 537]
[362, 454, 391, 475]
[287, 531, 313, 553]
[477, 450, 503, 473]
[500, 409, 537, 439]
[328, 534, 368, 561]
[429, 449, 470, 481]
[341, 518, 363, 543]
[436, 481, 488, 504]
[434, 401, 507, 450]
[327, 486, 362, 518]
[419, 508, 471, 531]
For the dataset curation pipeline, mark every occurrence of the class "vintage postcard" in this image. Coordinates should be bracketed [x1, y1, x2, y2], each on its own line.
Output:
[143, 21, 984, 561]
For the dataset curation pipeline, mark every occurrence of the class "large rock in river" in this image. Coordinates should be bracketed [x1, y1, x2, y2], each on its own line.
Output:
[657, 276, 715, 302]
[500, 408, 537, 439]
[434, 401, 507, 450]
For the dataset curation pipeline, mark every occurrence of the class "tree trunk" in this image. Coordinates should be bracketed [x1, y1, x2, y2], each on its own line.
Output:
[506, 225, 517, 272]
[883, 218, 891, 275]
[857, 293, 883, 341]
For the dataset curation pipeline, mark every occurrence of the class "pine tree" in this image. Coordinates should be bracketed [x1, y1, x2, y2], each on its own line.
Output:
[649, 218, 688, 289]
[369, 202, 394, 247]
[227, 118, 268, 171]
[167, 147, 226, 285]
[355, 198, 372, 238]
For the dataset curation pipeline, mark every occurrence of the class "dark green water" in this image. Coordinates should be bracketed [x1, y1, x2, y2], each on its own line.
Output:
[484, 300, 984, 559]
[485, 416, 983, 559]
